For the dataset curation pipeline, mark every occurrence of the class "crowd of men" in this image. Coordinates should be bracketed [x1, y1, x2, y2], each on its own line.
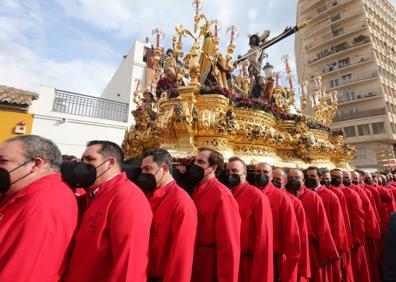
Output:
[0, 134, 396, 282]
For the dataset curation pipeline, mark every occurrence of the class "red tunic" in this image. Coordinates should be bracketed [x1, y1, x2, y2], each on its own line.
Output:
[233, 182, 273, 282]
[287, 193, 311, 281]
[351, 183, 381, 282]
[148, 180, 197, 282]
[316, 186, 352, 282]
[341, 185, 370, 282]
[293, 187, 338, 282]
[63, 172, 153, 282]
[0, 173, 78, 282]
[192, 177, 241, 282]
[263, 183, 300, 282]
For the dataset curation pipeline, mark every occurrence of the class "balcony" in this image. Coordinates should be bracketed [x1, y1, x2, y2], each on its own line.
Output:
[305, 21, 367, 52]
[333, 107, 386, 122]
[317, 54, 374, 77]
[52, 89, 129, 122]
[300, 0, 325, 14]
[328, 70, 379, 90]
[302, 0, 352, 23]
[304, 7, 363, 39]
[337, 89, 381, 104]
[308, 35, 371, 65]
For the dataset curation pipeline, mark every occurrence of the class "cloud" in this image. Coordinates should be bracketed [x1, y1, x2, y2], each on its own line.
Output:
[0, 0, 299, 96]
[0, 1, 117, 95]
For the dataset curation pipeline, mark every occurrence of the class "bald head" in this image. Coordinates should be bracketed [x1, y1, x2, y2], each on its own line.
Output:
[273, 168, 286, 189]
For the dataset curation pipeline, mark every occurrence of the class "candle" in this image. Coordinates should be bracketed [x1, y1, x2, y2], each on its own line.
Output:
[275, 72, 279, 87]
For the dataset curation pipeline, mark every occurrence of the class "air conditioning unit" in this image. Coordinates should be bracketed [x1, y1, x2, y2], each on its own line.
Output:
[14, 126, 26, 134]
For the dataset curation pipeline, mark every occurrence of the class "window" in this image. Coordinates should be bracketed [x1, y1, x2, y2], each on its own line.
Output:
[332, 28, 344, 37]
[338, 58, 350, 68]
[356, 148, 367, 159]
[344, 90, 356, 101]
[331, 14, 341, 22]
[330, 78, 339, 88]
[342, 73, 352, 81]
[344, 126, 357, 137]
[357, 124, 371, 136]
[372, 122, 385, 134]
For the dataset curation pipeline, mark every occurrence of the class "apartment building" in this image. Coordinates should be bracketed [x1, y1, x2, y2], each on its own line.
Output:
[295, 0, 396, 170]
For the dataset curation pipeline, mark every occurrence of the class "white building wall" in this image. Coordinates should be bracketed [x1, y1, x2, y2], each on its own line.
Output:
[101, 40, 149, 122]
[30, 85, 129, 157]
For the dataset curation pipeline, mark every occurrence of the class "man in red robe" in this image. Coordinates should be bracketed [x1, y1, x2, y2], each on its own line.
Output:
[138, 149, 197, 282]
[255, 164, 301, 282]
[0, 135, 78, 281]
[350, 170, 381, 282]
[305, 166, 353, 282]
[226, 157, 273, 282]
[330, 169, 370, 282]
[190, 147, 241, 282]
[274, 168, 311, 282]
[286, 168, 338, 282]
[63, 141, 153, 282]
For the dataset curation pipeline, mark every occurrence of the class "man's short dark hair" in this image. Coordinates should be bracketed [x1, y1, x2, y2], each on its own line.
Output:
[330, 168, 342, 174]
[198, 147, 224, 175]
[228, 157, 247, 173]
[87, 140, 124, 165]
[6, 135, 62, 171]
[143, 149, 173, 171]
[306, 166, 321, 177]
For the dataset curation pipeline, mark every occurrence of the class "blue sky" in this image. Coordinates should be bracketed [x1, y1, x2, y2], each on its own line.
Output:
[1, 0, 395, 96]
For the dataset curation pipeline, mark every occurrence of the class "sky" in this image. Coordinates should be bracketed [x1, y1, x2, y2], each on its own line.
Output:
[1, 0, 396, 96]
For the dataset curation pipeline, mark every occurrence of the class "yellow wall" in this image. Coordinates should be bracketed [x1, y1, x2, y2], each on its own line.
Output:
[0, 109, 34, 142]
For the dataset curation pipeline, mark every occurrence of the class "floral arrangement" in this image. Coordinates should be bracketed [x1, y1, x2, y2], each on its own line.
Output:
[156, 76, 179, 99]
[199, 86, 344, 137]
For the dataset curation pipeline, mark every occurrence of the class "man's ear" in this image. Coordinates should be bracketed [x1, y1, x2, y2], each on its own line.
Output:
[31, 157, 45, 172]
[109, 158, 117, 167]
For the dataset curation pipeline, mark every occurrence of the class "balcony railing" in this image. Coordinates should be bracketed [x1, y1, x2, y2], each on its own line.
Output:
[337, 89, 380, 104]
[305, 21, 367, 51]
[302, 0, 351, 22]
[319, 54, 373, 75]
[308, 35, 371, 65]
[52, 89, 129, 122]
[334, 107, 386, 122]
[329, 70, 378, 89]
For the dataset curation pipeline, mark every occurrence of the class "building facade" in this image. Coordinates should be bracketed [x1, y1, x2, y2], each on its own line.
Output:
[30, 86, 130, 157]
[0, 85, 38, 142]
[295, 0, 396, 170]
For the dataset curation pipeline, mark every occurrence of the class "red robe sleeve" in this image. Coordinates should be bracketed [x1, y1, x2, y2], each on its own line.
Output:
[250, 195, 274, 282]
[108, 192, 153, 282]
[280, 198, 300, 282]
[164, 199, 198, 282]
[348, 192, 366, 246]
[0, 208, 77, 282]
[215, 193, 241, 282]
[290, 195, 311, 279]
[327, 193, 349, 253]
[316, 198, 339, 261]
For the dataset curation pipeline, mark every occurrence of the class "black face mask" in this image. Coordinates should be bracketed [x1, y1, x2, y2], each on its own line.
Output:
[364, 178, 373, 185]
[272, 179, 281, 188]
[320, 180, 331, 188]
[136, 167, 163, 193]
[0, 160, 33, 194]
[330, 178, 342, 187]
[343, 180, 351, 187]
[305, 177, 317, 189]
[188, 164, 206, 184]
[285, 180, 301, 192]
[352, 180, 359, 185]
[227, 173, 241, 188]
[61, 162, 97, 189]
[254, 173, 269, 188]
